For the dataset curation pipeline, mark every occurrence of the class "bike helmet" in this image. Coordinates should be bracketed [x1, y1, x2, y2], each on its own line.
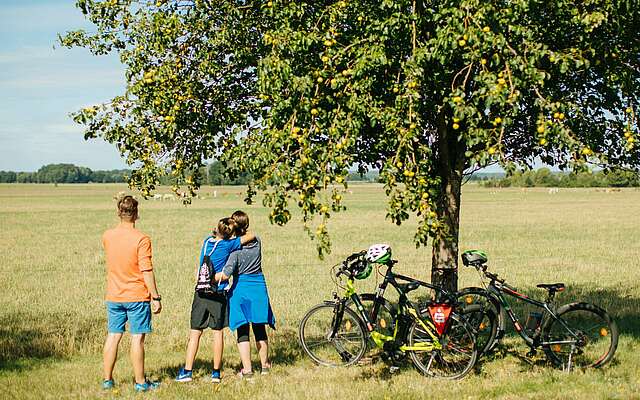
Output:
[354, 260, 372, 280]
[366, 244, 392, 264]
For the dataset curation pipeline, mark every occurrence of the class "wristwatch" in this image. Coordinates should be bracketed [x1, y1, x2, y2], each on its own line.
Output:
[152, 295, 162, 301]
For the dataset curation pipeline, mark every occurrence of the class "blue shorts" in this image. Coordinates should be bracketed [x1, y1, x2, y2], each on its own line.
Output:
[106, 301, 152, 334]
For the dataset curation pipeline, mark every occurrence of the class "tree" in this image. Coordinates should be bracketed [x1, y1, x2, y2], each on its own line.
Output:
[62, 0, 640, 291]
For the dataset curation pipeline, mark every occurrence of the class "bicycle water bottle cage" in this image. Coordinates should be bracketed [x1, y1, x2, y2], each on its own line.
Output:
[461, 250, 488, 267]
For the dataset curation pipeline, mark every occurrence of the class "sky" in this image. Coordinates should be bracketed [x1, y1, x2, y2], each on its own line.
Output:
[0, 0, 128, 172]
[0, 1, 506, 174]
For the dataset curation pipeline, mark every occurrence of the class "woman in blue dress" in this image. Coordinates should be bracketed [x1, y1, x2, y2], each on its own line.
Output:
[215, 210, 275, 378]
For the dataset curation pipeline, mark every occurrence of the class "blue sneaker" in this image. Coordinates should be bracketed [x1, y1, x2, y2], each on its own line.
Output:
[102, 379, 115, 390]
[134, 380, 160, 392]
[210, 369, 221, 383]
[175, 367, 193, 382]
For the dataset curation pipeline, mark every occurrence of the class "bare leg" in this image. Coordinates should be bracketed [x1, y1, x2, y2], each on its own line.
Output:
[185, 329, 203, 370]
[256, 340, 270, 368]
[237, 341, 252, 372]
[103, 333, 123, 381]
[130, 334, 146, 384]
[212, 329, 224, 370]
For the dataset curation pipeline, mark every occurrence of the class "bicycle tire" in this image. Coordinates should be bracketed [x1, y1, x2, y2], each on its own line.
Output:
[542, 302, 618, 369]
[298, 303, 368, 367]
[407, 311, 478, 379]
[456, 287, 504, 355]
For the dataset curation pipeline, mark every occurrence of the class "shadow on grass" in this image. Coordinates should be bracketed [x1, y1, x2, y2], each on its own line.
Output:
[150, 327, 305, 380]
[0, 312, 104, 372]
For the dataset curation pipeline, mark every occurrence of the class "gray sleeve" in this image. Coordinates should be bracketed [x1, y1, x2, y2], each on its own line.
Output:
[222, 252, 239, 276]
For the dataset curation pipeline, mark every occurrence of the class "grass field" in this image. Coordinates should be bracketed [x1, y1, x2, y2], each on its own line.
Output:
[1, 183, 639, 399]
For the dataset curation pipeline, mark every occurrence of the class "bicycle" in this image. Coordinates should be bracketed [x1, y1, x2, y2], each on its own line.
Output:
[298, 244, 479, 379]
[459, 250, 618, 370]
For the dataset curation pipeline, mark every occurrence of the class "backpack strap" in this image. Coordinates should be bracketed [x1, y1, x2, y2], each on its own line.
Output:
[206, 238, 220, 257]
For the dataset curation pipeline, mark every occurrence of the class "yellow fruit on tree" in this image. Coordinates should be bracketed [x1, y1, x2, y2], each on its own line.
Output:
[458, 39, 466, 46]
[539, 138, 548, 145]
[498, 78, 506, 85]
[480, 59, 487, 65]
[624, 131, 632, 138]
[494, 117, 502, 124]
[452, 123, 460, 130]
[311, 108, 319, 116]
[537, 125, 545, 134]
[396, 161, 403, 168]
[488, 147, 496, 155]
[482, 26, 490, 33]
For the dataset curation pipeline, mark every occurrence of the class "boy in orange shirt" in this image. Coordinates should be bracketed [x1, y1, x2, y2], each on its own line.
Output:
[101, 195, 162, 392]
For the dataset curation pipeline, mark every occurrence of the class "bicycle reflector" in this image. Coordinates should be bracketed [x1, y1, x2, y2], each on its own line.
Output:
[428, 304, 452, 335]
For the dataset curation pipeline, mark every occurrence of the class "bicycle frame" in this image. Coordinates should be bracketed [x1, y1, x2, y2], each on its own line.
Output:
[486, 279, 583, 348]
[331, 261, 458, 353]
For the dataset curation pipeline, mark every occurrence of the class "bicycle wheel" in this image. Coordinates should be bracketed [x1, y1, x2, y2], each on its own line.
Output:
[542, 302, 618, 369]
[408, 311, 478, 379]
[456, 287, 503, 356]
[299, 303, 368, 367]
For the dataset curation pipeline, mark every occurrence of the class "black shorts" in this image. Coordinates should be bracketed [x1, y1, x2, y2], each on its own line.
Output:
[190, 291, 228, 330]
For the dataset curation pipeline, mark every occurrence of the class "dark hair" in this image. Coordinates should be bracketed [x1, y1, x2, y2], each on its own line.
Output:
[117, 195, 138, 221]
[217, 217, 236, 240]
[231, 210, 249, 236]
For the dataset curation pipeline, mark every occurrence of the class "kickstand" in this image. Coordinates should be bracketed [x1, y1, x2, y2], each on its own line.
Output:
[564, 344, 575, 373]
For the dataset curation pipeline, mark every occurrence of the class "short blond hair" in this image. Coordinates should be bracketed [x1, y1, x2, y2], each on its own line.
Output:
[117, 195, 138, 221]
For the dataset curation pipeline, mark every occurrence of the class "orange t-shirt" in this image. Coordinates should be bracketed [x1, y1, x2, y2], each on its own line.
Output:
[102, 223, 153, 302]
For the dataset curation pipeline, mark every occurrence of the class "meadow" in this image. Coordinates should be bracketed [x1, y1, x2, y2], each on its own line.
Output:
[0, 183, 639, 399]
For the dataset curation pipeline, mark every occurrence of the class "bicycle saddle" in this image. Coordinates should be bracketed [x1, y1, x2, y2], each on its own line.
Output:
[398, 282, 421, 293]
[536, 283, 565, 292]
[461, 250, 487, 266]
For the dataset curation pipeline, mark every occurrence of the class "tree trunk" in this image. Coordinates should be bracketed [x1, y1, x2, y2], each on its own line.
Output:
[431, 112, 465, 293]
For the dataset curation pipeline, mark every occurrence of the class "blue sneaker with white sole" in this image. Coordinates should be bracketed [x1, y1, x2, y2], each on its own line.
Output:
[175, 367, 193, 382]
[210, 369, 221, 383]
[134, 380, 160, 392]
[102, 379, 115, 390]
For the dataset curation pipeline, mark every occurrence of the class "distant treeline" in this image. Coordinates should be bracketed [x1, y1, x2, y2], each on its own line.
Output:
[0, 164, 130, 183]
[483, 168, 640, 188]
[0, 163, 382, 185]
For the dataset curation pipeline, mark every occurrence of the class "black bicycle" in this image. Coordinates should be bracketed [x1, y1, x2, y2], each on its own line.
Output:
[459, 250, 618, 370]
[298, 246, 479, 379]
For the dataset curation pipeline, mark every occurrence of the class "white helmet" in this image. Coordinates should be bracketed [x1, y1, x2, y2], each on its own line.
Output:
[366, 244, 392, 263]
